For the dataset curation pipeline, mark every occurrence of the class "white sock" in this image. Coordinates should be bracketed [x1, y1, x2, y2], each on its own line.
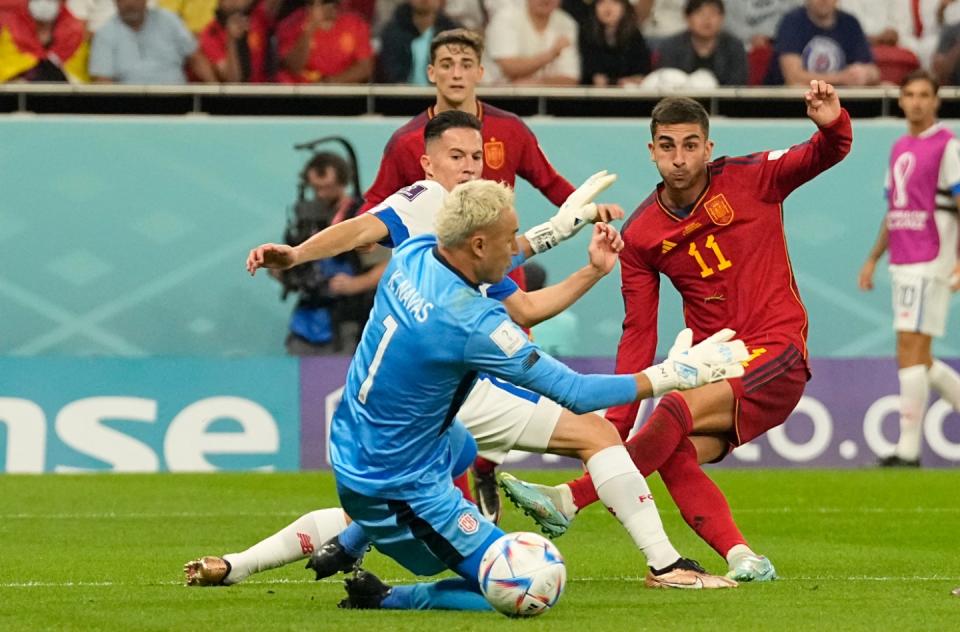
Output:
[896, 365, 929, 462]
[585, 445, 681, 570]
[725, 543, 757, 571]
[929, 359, 960, 410]
[222, 508, 348, 584]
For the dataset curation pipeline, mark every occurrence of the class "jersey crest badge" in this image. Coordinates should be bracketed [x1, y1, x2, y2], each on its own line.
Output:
[458, 511, 479, 535]
[484, 138, 505, 169]
[705, 194, 734, 226]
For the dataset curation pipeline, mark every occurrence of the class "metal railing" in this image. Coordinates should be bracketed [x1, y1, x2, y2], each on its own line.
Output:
[2, 83, 956, 117]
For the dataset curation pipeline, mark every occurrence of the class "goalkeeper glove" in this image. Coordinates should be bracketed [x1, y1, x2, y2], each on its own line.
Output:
[524, 170, 617, 254]
[641, 328, 749, 397]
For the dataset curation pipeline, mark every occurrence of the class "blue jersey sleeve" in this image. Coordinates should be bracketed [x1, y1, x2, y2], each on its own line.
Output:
[370, 207, 409, 248]
[484, 276, 519, 301]
[464, 305, 637, 413]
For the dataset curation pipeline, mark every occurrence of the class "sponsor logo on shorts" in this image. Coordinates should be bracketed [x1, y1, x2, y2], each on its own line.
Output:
[458, 511, 479, 535]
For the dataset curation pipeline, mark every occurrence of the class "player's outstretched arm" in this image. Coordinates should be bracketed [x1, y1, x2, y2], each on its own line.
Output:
[468, 317, 749, 414]
[858, 219, 889, 291]
[245, 214, 389, 276]
[805, 79, 842, 127]
[520, 171, 623, 257]
[502, 223, 622, 328]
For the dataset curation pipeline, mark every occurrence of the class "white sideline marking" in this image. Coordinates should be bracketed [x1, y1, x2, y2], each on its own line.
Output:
[3, 507, 959, 520]
[3, 576, 959, 588]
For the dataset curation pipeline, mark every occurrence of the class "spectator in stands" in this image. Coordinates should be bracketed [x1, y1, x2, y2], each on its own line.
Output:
[376, 0, 458, 84]
[438, 0, 482, 32]
[484, 0, 579, 85]
[654, 0, 747, 86]
[724, 0, 800, 51]
[766, 0, 879, 86]
[934, 19, 960, 85]
[841, 1, 920, 85]
[68, 0, 131, 32]
[0, 0, 90, 82]
[578, 0, 650, 86]
[840, 0, 906, 48]
[276, 0, 373, 83]
[901, 0, 960, 69]
[89, 0, 216, 82]
[198, 0, 271, 81]
[637, 0, 686, 43]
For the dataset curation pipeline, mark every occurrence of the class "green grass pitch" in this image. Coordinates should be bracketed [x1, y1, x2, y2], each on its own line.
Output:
[1, 469, 957, 631]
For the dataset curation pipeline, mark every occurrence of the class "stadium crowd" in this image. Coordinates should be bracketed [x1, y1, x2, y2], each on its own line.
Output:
[6, 0, 960, 87]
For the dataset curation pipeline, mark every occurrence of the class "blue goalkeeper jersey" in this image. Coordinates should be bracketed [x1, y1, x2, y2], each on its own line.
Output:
[329, 234, 638, 498]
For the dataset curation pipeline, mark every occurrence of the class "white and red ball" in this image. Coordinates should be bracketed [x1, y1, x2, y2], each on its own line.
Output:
[478, 531, 566, 617]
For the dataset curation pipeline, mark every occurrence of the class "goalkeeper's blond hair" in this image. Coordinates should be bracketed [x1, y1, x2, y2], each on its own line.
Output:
[435, 180, 515, 248]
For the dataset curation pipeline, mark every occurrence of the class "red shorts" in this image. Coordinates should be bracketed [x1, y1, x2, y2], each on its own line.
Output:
[715, 342, 809, 460]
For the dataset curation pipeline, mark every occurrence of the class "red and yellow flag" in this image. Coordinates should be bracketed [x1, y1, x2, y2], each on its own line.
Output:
[0, 6, 89, 83]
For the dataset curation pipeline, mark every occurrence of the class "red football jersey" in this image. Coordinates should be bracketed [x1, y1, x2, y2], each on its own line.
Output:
[608, 110, 854, 431]
[359, 102, 575, 212]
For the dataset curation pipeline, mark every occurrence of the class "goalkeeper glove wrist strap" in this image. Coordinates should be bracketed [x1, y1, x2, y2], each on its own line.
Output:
[641, 364, 674, 398]
[524, 222, 561, 254]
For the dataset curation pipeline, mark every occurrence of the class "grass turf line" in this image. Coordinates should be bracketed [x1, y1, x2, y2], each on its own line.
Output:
[0, 469, 957, 631]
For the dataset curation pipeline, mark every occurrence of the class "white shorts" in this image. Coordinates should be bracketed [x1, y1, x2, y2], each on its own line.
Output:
[456, 375, 562, 464]
[891, 270, 951, 337]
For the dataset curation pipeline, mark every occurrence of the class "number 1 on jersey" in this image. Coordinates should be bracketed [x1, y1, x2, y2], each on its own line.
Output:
[688, 234, 733, 278]
[358, 315, 398, 404]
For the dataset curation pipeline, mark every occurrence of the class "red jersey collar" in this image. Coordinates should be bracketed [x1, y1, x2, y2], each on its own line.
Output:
[655, 171, 712, 222]
[427, 101, 484, 121]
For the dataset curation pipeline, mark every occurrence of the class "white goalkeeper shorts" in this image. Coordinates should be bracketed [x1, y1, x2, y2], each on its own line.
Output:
[457, 375, 562, 464]
[890, 269, 951, 337]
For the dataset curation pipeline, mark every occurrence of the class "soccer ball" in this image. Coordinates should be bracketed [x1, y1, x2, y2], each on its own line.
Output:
[478, 531, 566, 617]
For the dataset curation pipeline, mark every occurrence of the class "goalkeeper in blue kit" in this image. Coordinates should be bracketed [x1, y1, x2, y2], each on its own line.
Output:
[325, 180, 747, 610]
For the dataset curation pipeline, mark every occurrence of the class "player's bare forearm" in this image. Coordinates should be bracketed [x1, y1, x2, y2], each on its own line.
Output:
[502, 265, 604, 328]
[494, 53, 556, 82]
[632, 373, 654, 401]
[295, 214, 388, 264]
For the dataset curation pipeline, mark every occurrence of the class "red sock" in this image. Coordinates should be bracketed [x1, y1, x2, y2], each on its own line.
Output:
[659, 438, 747, 557]
[472, 456, 496, 475]
[568, 393, 692, 510]
[453, 472, 475, 503]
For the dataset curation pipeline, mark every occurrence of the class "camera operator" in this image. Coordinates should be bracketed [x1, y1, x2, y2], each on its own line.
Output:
[280, 152, 388, 355]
